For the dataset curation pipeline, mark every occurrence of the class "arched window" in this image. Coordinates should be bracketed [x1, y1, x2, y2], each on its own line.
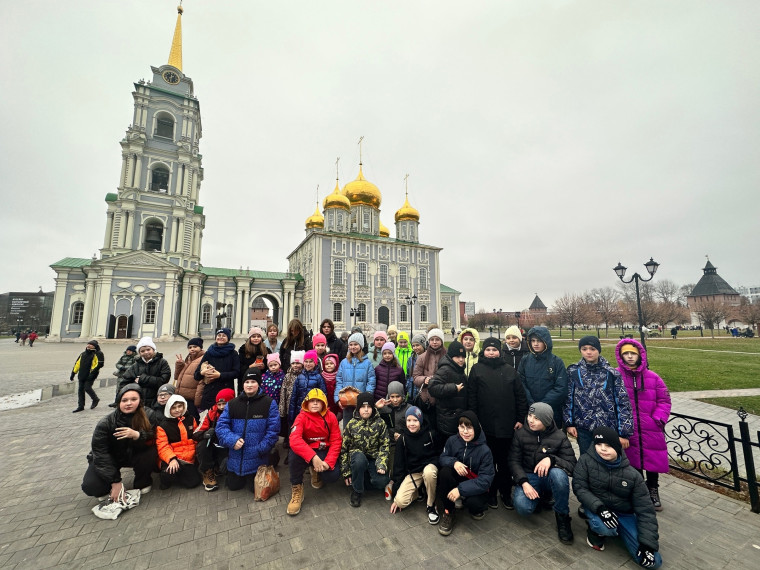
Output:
[150, 165, 170, 192]
[419, 268, 428, 290]
[399, 266, 408, 289]
[144, 300, 157, 324]
[333, 259, 344, 285]
[400, 304, 408, 322]
[420, 304, 428, 322]
[363, 211, 370, 231]
[358, 303, 367, 322]
[226, 304, 233, 329]
[71, 302, 84, 325]
[442, 305, 450, 323]
[154, 113, 174, 139]
[337, 212, 344, 229]
[358, 262, 368, 286]
[143, 219, 164, 251]
[294, 305, 300, 319]
[379, 264, 388, 287]
[201, 304, 211, 325]
[333, 303, 343, 322]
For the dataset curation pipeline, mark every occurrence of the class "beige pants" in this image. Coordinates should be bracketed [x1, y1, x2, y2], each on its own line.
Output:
[393, 464, 438, 509]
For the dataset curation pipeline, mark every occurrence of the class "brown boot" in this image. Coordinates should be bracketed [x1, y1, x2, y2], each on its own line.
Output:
[311, 468, 323, 489]
[287, 484, 304, 516]
[202, 469, 218, 492]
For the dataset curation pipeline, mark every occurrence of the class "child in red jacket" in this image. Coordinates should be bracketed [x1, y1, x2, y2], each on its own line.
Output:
[286, 388, 342, 516]
[193, 388, 234, 491]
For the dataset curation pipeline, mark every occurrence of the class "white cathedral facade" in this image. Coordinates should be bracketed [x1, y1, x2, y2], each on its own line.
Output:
[47, 7, 460, 342]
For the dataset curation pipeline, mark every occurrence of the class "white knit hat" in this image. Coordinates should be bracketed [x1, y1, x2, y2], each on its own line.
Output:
[427, 328, 444, 342]
[291, 350, 305, 364]
[136, 336, 156, 351]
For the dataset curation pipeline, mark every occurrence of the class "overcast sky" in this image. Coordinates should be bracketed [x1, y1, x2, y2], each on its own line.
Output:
[1, 1, 758, 312]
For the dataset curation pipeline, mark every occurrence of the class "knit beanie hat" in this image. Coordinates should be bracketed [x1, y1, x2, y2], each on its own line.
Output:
[216, 388, 235, 403]
[504, 326, 522, 340]
[482, 337, 501, 352]
[356, 391, 375, 409]
[164, 394, 187, 418]
[248, 326, 265, 338]
[619, 343, 640, 356]
[578, 335, 602, 352]
[387, 381, 405, 398]
[427, 328, 444, 342]
[406, 406, 423, 422]
[348, 332, 365, 349]
[290, 350, 305, 364]
[528, 402, 554, 428]
[312, 333, 327, 346]
[373, 330, 389, 343]
[447, 340, 466, 358]
[411, 333, 427, 346]
[157, 383, 175, 396]
[592, 426, 623, 457]
[187, 337, 203, 348]
[216, 328, 232, 342]
[351, 326, 363, 334]
[303, 350, 319, 364]
[381, 342, 396, 354]
[136, 336, 156, 351]
[266, 353, 281, 365]
[397, 331, 410, 344]
[387, 325, 398, 335]
[126, 345, 137, 352]
[244, 368, 262, 382]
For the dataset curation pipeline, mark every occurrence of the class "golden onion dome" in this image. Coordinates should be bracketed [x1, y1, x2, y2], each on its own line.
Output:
[305, 204, 324, 229]
[322, 180, 351, 211]
[342, 166, 381, 209]
[379, 221, 390, 237]
[394, 195, 420, 222]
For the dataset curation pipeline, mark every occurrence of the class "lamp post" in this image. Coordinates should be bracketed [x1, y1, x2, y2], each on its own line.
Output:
[492, 308, 502, 339]
[514, 311, 522, 333]
[613, 257, 659, 351]
[404, 294, 417, 340]
[350, 307, 359, 326]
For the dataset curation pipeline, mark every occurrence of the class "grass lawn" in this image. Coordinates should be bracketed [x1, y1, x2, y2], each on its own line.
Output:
[697, 396, 760, 416]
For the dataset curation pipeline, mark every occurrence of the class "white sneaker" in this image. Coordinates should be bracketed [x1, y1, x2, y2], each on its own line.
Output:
[92, 499, 125, 520]
[139, 485, 151, 495]
[384, 482, 393, 501]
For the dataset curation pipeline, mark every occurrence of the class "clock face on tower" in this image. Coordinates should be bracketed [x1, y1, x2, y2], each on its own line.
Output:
[162, 70, 180, 85]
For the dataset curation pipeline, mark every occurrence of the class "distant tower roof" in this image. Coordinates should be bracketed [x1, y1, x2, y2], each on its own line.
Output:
[689, 260, 739, 297]
[167, 5, 184, 71]
[529, 295, 547, 310]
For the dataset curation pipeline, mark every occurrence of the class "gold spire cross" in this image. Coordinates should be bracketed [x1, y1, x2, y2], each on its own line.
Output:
[335, 157, 340, 181]
[357, 136, 364, 165]
[168, 3, 184, 71]
[404, 173, 410, 197]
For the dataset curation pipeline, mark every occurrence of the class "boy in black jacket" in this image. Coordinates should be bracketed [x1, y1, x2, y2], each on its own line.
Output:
[573, 427, 662, 568]
[509, 402, 577, 545]
[429, 341, 468, 450]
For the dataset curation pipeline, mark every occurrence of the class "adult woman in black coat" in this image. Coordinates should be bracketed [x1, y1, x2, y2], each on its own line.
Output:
[279, 319, 312, 372]
[319, 318, 347, 361]
[195, 328, 240, 411]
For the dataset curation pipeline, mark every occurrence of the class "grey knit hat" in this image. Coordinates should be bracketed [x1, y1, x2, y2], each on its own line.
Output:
[528, 402, 554, 428]
[411, 333, 427, 346]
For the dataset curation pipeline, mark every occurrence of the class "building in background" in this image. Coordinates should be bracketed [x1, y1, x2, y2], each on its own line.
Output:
[0, 291, 54, 335]
[686, 260, 741, 327]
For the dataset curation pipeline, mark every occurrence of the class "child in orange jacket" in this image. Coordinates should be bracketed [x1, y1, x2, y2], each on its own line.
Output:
[156, 395, 202, 490]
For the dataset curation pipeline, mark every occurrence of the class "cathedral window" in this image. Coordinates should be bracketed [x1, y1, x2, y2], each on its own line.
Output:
[357, 303, 367, 322]
[337, 212, 344, 229]
[226, 304, 234, 329]
[71, 302, 84, 325]
[333, 303, 343, 322]
[399, 266, 408, 289]
[143, 219, 164, 251]
[379, 264, 388, 287]
[358, 262, 368, 286]
[333, 260, 344, 285]
[294, 305, 300, 320]
[154, 116, 174, 139]
[442, 305, 450, 323]
[420, 304, 428, 322]
[144, 300, 157, 324]
[419, 268, 428, 290]
[363, 211, 370, 231]
[400, 304, 408, 322]
[150, 166, 170, 192]
[201, 304, 211, 325]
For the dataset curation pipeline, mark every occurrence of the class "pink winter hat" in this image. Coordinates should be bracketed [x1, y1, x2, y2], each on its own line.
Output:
[304, 350, 319, 364]
[312, 333, 327, 346]
[373, 331, 389, 342]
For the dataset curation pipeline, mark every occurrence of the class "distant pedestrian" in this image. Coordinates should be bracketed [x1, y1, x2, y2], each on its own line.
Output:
[28, 331, 38, 347]
[670, 327, 677, 340]
[70, 340, 105, 412]
[20, 332, 28, 346]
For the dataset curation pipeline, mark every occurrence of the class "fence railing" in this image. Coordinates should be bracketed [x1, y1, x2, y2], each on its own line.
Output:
[666, 407, 760, 513]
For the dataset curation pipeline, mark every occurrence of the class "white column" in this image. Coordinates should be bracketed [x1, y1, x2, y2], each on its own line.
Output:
[80, 274, 96, 339]
[187, 282, 200, 336]
[162, 277, 176, 338]
[177, 219, 185, 253]
[93, 274, 113, 337]
[120, 156, 128, 188]
[48, 274, 69, 340]
[117, 212, 127, 248]
[103, 213, 114, 249]
[134, 156, 143, 189]
[124, 212, 134, 250]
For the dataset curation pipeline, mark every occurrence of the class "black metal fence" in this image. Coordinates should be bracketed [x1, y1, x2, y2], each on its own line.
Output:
[666, 407, 760, 513]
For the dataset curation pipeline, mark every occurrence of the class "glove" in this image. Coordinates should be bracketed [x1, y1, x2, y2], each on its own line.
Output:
[204, 428, 215, 441]
[597, 508, 619, 529]
[637, 546, 657, 568]
[69, 373, 75, 382]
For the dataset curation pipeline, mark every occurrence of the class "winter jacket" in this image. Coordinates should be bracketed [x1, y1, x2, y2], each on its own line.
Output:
[392, 424, 438, 495]
[405, 352, 420, 401]
[439, 429, 495, 498]
[373, 360, 405, 401]
[215, 389, 280, 476]
[429, 354, 468, 436]
[323, 331, 347, 361]
[156, 414, 198, 465]
[238, 343, 269, 391]
[279, 338, 312, 372]
[517, 327, 568, 426]
[334, 355, 376, 403]
[173, 350, 204, 402]
[289, 370, 327, 424]
[120, 354, 172, 407]
[395, 333, 414, 377]
[340, 407, 390, 477]
[573, 447, 659, 551]
[72, 349, 105, 382]
[508, 417, 577, 486]
[260, 369, 285, 405]
[114, 352, 136, 378]
[368, 347, 384, 368]
[279, 368, 299, 418]
[289, 389, 342, 469]
[150, 400, 167, 424]
[615, 338, 671, 472]
[502, 339, 529, 370]
[378, 402, 411, 440]
[193, 404, 222, 445]
[194, 343, 240, 411]
[412, 345, 445, 405]
[468, 355, 528, 439]
[565, 356, 633, 438]
[457, 328, 481, 376]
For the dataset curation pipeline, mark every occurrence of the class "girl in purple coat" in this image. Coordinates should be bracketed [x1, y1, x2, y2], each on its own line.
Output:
[374, 343, 405, 402]
[614, 338, 671, 512]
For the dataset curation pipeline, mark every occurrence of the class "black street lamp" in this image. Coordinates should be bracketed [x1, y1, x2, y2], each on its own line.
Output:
[514, 311, 522, 332]
[404, 294, 417, 340]
[492, 308, 502, 339]
[613, 257, 660, 351]
[350, 307, 360, 326]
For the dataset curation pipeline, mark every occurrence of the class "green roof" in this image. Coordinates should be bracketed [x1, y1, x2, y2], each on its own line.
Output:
[51, 257, 92, 268]
[105, 193, 118, 202]
[193, 205, 204, 214]
[201, 266, 303, 281]
[440, 283, 461, 294]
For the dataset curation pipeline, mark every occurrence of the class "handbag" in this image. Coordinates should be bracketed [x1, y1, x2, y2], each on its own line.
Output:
[338, 386, 361, 408]
[253, 465, 280, 501]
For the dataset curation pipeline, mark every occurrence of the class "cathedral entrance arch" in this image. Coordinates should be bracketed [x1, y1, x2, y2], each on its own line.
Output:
[250, 293, 281, 328]
[378, 306, 389, 326]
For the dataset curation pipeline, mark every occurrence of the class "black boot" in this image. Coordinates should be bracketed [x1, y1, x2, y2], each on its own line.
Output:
[555, 511, 574, 545]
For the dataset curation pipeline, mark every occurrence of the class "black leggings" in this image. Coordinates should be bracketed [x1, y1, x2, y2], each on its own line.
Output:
[81, 446, 158, 497]
[159, 461, 202, 489]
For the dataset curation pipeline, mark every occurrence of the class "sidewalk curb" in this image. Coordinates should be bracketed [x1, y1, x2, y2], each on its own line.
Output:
[40, 377, 118, 400]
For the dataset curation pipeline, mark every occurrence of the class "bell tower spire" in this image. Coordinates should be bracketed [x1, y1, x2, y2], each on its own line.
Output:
[167, 4, 184, 71]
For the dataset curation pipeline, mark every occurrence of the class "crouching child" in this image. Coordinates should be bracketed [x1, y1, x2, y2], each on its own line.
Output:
[193, 388, 234, 491]
[573, 427, 662, 568]
[509, 402, 577, 545]
[156, 395, 202, 490]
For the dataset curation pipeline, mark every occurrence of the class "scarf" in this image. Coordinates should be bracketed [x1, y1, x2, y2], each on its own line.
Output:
[205, 342, 236, 358]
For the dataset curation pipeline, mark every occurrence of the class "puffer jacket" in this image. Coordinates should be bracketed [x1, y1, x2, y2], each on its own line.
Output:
[429, 354, 468, 436]
[174, 349, 205, 402]
[502, 339, 529, 370]
[468, 354, 528, 439]
[439, 416, 495, 498]
[72, 349, 105, 382]
[373, 360, 405, 401]
[195, 343, 240, 410]
[289, 369, 327, 424]
[615, 338, 671, 472]
[378, 402, 411, 440]
[216, 389, 280, 476]
[156, 410, 197, 465]
[565, 356, 633, 438]
[120, 354, 172, 407]
[340, 406, 390, 477]
[260, 369, 285, 405]
[395, 332, 414, 376]
[573, 446, 659, 551]
[508, 416, 577, 486]
[457, 328, 481, 376]
[115, 352, 137, 378]
[517, 327, 568, 426]
[289, 388, 342, 468]
[334, 355, 376, 403]
[392, 423, 438, 495]
[412, 345, 446, 405]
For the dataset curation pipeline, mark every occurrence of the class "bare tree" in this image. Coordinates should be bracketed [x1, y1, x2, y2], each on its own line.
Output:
[653, 279, 686, 305]
[655, 301, 690, 328]
[589, 287, 621, 337]
[692, 299, 729, 338]
[740, 297, 760, 334]
[553, 293, 588, 340]
[617, 281, 658, 328]
[466, 310, 490, 333]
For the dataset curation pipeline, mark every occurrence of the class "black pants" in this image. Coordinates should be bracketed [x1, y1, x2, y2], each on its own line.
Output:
[78, 379, 98, 408]
[226, 472, 256, 492]
[485, 434, 513, 500]
[159, 461, 202, 489]
[436, 465, 489, 514]
[81, 446, 158, 497]
[289, 448, 341, 485]
[196, 441, 229, 472]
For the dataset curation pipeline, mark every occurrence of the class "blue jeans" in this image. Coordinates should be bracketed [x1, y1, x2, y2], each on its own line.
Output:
[585, 509, 663, 569]
[512, 469, 570, 515]
[576, 428, 594, 455]
[349, 452, 389, 494]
